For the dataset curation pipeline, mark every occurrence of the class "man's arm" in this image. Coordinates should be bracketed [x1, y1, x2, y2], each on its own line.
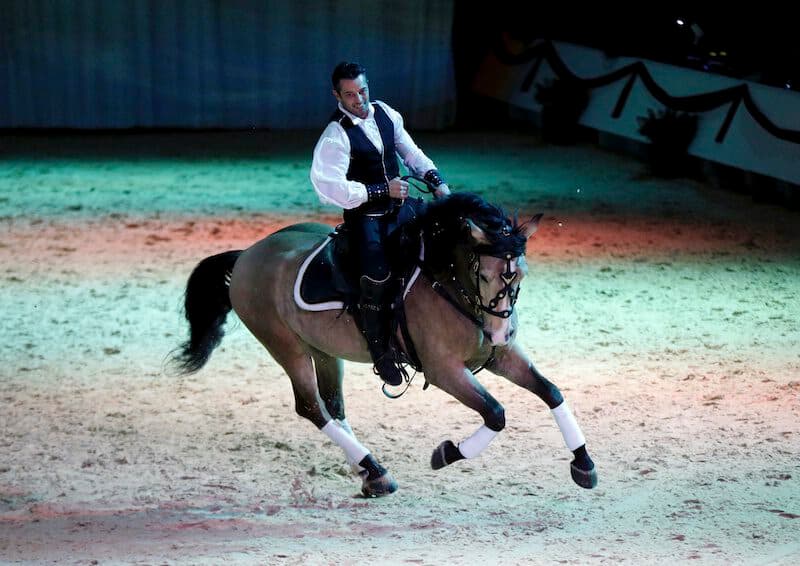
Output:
[310, 123, 371, 209]
[311, 120, 412, 206]
[378, 102, 451, 198]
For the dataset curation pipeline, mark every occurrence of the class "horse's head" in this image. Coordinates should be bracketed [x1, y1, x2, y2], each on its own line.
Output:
[421, 193, 542, 347]
[464, 214, 541, 346]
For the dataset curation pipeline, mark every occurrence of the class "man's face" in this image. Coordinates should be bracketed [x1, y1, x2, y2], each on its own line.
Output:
[333, 74, 370, 119]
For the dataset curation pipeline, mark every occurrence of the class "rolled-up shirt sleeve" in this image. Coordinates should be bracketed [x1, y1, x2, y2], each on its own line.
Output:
[310, 123, 368, 209]
[379, 102, 437, 177]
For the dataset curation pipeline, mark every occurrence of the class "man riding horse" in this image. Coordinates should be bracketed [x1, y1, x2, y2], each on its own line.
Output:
[310, 61, 451, 387]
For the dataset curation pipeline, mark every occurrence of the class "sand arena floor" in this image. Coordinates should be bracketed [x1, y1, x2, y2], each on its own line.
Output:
[1, 130, 798, 564]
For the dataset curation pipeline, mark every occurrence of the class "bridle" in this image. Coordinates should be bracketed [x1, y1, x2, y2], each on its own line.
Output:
[467, 250, 520, 320]
[449, 249, 520, 324]
[402, 174, 523, 326]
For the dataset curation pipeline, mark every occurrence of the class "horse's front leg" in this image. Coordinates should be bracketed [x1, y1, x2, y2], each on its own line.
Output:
[425, 362, 507, 471]
[488, 343, 598, 489]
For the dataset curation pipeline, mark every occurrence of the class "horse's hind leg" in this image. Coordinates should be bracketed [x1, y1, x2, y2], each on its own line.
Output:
[488, 343, 597, 489]
[310, 349, 352, 433]
[311, 351, 360, 455]
[279, 346, 397, 497]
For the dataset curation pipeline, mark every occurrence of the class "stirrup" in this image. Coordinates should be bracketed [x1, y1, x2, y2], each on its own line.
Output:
[373, 353, 403, 387]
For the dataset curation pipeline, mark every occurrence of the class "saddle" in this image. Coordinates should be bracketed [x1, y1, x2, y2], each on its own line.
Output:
[295, 220, 422, 313]
[294, 225, 359, 312]
[293, 199, 426, 371]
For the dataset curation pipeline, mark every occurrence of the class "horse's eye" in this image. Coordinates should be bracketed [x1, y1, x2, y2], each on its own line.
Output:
[479, 274, 489, 283]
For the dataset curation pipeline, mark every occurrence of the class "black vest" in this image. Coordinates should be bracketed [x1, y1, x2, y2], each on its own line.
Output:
[329, 103, 400, 215]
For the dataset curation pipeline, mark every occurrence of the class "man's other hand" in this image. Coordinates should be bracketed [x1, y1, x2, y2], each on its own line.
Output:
[388, 177, 409, 200]
[434, 183, 451, 199]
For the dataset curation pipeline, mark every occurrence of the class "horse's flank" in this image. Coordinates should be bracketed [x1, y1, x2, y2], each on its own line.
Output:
[230, 223, 364, 362]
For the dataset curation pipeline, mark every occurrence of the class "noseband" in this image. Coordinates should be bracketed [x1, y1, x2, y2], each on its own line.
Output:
[463, 251, 520, 320]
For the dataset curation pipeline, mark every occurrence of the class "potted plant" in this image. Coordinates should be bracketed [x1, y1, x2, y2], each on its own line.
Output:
[637, 108, 699, 177]
[534, 78, 590, 145]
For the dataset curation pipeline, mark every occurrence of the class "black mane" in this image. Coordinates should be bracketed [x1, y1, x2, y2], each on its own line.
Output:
[416, 192, 527, 269]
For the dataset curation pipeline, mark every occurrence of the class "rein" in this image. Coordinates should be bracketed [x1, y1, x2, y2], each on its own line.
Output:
[401, 174, 436, 195]
[391, 282, 496, 399]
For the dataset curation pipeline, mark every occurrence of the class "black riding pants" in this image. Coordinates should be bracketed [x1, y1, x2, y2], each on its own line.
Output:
[343, 197, 424, 284]
[348, 214, 391, 283]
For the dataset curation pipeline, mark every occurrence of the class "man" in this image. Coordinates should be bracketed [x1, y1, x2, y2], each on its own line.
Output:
[310, 61, 450, 387]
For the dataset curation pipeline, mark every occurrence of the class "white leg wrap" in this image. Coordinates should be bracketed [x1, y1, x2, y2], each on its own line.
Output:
[321, 421, 369, 466]
[337, 418, 354, 437]
[551, 402, 586, 451]
[457, 425, 499, 459]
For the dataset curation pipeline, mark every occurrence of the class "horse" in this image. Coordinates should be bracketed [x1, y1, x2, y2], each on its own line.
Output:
[171, 191, 597, 497]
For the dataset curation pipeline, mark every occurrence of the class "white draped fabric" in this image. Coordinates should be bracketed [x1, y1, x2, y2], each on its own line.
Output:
[1, 0, 456, 129]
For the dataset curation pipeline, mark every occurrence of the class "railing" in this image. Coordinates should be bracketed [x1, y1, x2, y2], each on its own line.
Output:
[474, 39, 800, 186]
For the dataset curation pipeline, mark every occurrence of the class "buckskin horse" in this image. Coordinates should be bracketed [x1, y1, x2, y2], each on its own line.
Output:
[172, 188, 597, 496]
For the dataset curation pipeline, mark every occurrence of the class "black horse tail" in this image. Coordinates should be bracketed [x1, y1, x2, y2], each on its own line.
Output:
[171, 250, 243, 374]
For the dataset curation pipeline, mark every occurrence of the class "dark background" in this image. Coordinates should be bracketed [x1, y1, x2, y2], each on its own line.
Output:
[453, 9, 800, 85]
[452, 8, 800, 125]
[4, 3, 798, 131]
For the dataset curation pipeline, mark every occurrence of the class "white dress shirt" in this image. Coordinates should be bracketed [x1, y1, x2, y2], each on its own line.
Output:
[310, 100, 437, 209]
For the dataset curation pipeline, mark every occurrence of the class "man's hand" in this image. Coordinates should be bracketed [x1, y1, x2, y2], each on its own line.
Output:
[388, 177, 409, 200]
[434, 183, 451, 199]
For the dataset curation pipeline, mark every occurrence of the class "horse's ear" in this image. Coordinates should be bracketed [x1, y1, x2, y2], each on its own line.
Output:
[464, 218, 490, 245]
[520, 213, 543, 239]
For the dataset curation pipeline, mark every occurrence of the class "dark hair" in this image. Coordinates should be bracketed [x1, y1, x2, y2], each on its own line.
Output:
[331, 61, 367, 91]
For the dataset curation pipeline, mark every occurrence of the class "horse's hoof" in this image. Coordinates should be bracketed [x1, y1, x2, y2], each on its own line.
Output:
[361, 471, 398, 498]
[570, 461, 598, 489]
[431, 440, 463, 470]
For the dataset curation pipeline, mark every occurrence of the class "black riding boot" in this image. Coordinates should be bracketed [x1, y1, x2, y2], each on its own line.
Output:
[359, 275, 403, 386]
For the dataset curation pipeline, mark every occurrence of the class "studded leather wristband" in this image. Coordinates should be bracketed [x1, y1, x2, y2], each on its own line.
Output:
[365, 182, 390, 202]
[423, 169, 445, 188]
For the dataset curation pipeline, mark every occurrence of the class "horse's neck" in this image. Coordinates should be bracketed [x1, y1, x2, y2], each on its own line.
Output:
[418, 258, 482, 329]
[402, 270, 488, 366]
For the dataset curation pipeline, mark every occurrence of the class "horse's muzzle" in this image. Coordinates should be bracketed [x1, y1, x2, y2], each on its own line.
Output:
[484, 326, 515, 347]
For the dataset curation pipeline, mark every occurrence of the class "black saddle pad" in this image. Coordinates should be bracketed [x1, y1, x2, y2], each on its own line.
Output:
[297, 229, 357, 309]
[296, 199, 425, 311]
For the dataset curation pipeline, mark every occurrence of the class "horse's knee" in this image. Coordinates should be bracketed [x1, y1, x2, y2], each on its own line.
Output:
[483, 403, 505, 432]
